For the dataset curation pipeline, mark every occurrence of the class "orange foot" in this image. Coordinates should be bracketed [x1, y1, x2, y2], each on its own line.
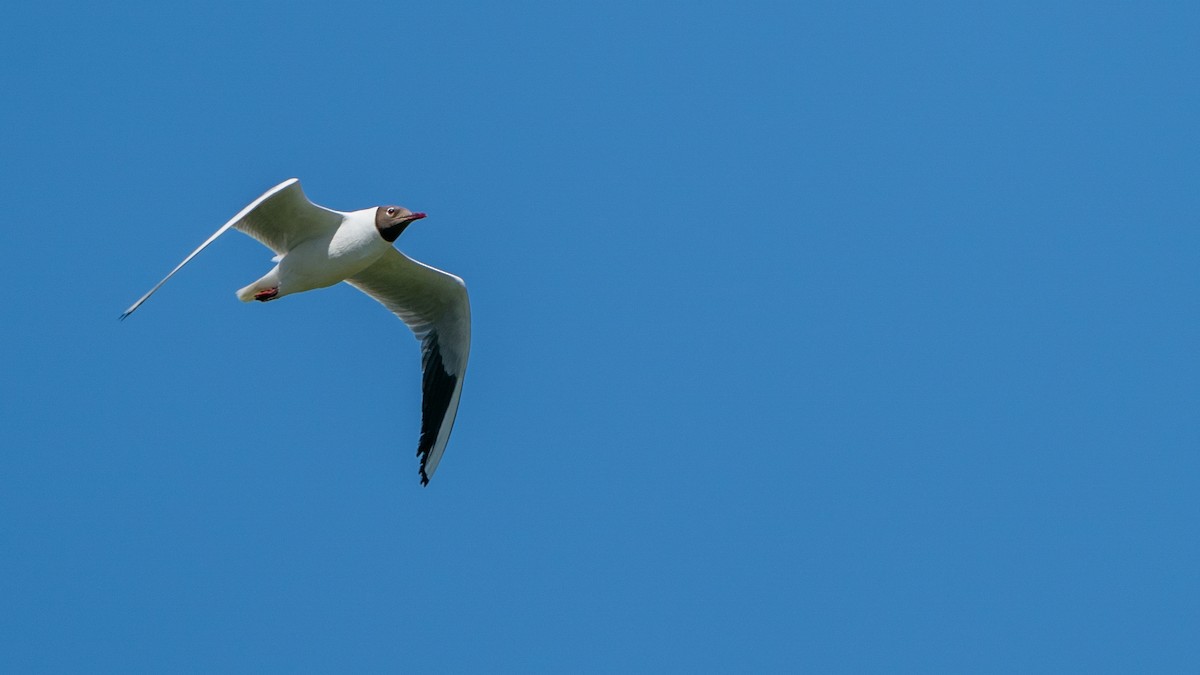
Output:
[254, 287, 279, 302]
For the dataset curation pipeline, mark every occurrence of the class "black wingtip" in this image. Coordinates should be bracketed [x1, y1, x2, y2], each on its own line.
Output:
[418, 446, 430, 486]
[413, 330, 458, 489]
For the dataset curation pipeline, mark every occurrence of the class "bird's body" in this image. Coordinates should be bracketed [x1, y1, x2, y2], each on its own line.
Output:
[122, 179, 470, 485]
[236, 208, 386, 302]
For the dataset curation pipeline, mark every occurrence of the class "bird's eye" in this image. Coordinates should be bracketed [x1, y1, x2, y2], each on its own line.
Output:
[387, 207, 396, 216]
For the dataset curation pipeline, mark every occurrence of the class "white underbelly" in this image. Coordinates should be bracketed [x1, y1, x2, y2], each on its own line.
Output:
[279, 230, 387, 293]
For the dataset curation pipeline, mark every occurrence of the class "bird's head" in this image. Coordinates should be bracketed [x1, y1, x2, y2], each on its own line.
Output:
[375, 205, 426, 242]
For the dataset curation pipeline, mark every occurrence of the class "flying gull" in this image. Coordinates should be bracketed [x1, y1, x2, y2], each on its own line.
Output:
[121, 179, 470, 485]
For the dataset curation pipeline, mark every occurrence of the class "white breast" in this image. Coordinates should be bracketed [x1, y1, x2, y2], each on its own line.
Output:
[279, 208, 389, 293]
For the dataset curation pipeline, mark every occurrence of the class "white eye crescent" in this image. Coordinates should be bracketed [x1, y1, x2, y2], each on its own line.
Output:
[387, 207, 396, 216]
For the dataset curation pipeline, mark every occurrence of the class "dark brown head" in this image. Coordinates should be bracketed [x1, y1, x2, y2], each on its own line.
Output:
[375, 206, 427, 243]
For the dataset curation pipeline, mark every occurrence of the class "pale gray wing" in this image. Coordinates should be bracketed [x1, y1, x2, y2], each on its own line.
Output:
[232, 178, 343, 254]
[120, 178, 342, 319]
[346, 248, 471, 485]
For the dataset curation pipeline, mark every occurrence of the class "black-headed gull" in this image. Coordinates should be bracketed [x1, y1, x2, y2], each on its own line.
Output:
[121, 179, 470, 486]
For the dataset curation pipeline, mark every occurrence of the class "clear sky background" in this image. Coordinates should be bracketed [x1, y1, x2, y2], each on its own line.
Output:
[1, 2, 1197, 672]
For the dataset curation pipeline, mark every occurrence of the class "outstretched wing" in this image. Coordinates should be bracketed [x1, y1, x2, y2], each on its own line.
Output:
[346, 248, 471, 485]
[120, 178, 342, 319]
[232, 179, 343, 254]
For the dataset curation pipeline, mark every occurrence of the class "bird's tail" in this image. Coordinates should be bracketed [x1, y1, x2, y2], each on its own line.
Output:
[236, 269, 280, 302]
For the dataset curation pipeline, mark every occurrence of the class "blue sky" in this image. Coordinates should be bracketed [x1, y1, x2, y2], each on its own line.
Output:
[1, 1, 1197, 671]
